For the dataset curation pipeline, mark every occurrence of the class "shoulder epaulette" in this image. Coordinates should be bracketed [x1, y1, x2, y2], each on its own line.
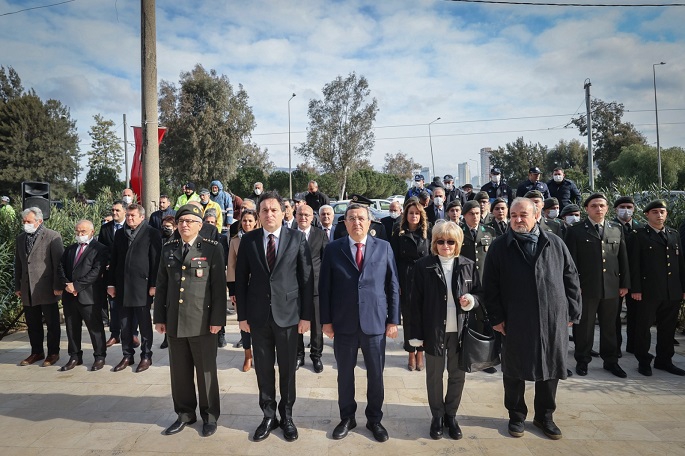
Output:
[164, 238, 180, 246]
[202, 238, 219, 245]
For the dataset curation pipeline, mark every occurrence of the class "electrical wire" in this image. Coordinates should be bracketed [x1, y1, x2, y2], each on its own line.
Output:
[0, 0, 76, 17]
[446, 0, 685, 7]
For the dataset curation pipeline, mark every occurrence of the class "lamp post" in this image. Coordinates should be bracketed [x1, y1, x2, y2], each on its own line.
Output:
[653, 62, 666, 188]
[428, 117, 441, 179]
[288, 93, 296, 199]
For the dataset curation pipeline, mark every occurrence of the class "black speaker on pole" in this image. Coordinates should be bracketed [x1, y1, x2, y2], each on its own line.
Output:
[22, 181, 51, 220]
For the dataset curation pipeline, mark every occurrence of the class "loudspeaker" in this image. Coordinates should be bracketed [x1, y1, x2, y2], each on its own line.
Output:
[22, 181, 51, 220]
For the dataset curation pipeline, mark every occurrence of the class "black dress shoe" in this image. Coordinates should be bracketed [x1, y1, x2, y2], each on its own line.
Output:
[590, 349, 600, 357]
[638, 363, 653, 376]
[164, 418, 196, 435]
[603, 362, 627, 378]
[295, 358, 304, 370]
[444, 415, 462, 440]
[113, 357, 134, 372]
[253, 417, 279, 442]
[312, 358, 324, 373]
[566, 369, 573, 377]
[533, 419, 562, 440]
[576, 363, 588, 376]
[160, 336, 168, 349]
[654, 363, 685, 376]
[674, 339, 680, 346]
[217, 334, 227, 348]
[366, 421, 389, 442]
[202, 422, 217, 437]
[60, 358, 83, 371]
[508, 420, 524, 437]
[332, 418, 356, 440]
[91, 359, 105, 371]
[280, 419, 298, 441]
[429, 417, 443, 440]
[482, 367, 498, 374]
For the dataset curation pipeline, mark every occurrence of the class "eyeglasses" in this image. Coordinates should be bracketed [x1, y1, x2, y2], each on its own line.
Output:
[297, 213, 312, 218]
[346, 216, 368, 223]
[177, 219, 201, 225]
[436, 239, 456, 246]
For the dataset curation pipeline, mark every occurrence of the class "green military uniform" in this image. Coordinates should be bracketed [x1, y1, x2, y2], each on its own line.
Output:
[613, 216, 643, 352]
[154, 236, 227, 425]
[540, 217, 563, 238]
[461, 223, 495, 275]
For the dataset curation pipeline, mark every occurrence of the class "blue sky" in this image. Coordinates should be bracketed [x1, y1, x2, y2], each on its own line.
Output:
[1, 0, 684, 185]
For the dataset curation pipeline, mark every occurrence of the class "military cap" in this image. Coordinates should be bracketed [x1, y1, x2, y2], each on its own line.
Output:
[543, 197, 559, 210]
[643, 199, 667, 213]
[491, 197, 507, 208]
[292, 193, 304, 202]
[349, 194, 373, 206]
[185, 182, 196, 190]
[613, 196, 635, 208]
[175, 204, 203, 221]
[1, 196, 9, 202]
[462, 183, 473, 189]
[491, 167, 501, 174]
[199, 188, 210, 195]
[529, 167, 542, 174]
[463, 200, 480, 214]
[583, 193, 608, 207]
[475, 191, 489, 201]
[414, 174, 425, 182]
[443, 174, 454, 181]
[446, 199, 462, 210]
[524, 190, 544, 199]
[560, 204, 581, 217]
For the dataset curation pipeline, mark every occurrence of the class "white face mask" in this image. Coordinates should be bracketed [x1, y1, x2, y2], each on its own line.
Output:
[548, 209, 559, 219]
[75, 235, 91, 243]
[414, 181, 421, 188]
[444, 183, 453, 190]
[434, 197, 444, 207]
[553, 175, 564, 183]
[389, 211, 401, 219]
[23, 223, 38, 234]
[491, 175, 501, 184]
[254, 188, 262, 196]
[565, 215, 580, 224]
[122, 196, 133, 205]
[617, 208, 633, 221]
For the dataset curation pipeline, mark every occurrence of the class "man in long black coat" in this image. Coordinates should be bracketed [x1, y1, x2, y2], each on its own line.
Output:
[484, 197, 581, 441]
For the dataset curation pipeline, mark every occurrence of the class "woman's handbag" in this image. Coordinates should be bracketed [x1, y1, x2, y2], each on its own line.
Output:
[458, 311, 501, 373]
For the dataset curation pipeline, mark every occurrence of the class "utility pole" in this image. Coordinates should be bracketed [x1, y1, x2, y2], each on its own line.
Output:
[123, 113, 129, 186]
[141, 0, 159, 214]
[584, 79, 594, 191]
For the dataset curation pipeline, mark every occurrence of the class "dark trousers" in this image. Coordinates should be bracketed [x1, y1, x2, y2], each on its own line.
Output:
[107, 297, 138, 339]
[425, 332, 465, 418]
[297, 295, 322, 360]
[574, 296, 619, 365]
[633, 299, 680, 366]
[24, 303, 61, 355]
[240, 330, 251, 350]
[120, 305, 153, 360]
[503, 375, 558, 423]
[401, 295, 423, 353]
[251, 318, 298, 420]
[63, 300, 106, 360]
[168, 333, 220, 424]
[334, 329, 386, 423]
[623, 295, 637, 352]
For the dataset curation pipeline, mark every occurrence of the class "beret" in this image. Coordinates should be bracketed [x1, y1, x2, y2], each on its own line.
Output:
[463, 200, 480, 214]
[613, 196, 635, 208]
[543, 197, 559, 210]
[447, 199, 462, 210]
[560, 204, 581, 217]
[583, 193, 608, 207]
[524, 190, 544, 199]
[643, 199, 667, 213]
[175, 204, 203, 222]
[491, 197, 507, 208]
[475, 191, 489, 201]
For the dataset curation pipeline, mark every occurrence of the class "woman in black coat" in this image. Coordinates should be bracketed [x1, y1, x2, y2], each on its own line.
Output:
[390, 199, 431, 371]
[410, 221, 483, 441]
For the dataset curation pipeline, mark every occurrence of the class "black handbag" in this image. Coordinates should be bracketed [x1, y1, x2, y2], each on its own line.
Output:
[458, 310, 501, 373]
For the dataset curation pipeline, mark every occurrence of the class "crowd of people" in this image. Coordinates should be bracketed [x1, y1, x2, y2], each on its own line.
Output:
[9, 169, 685, 443]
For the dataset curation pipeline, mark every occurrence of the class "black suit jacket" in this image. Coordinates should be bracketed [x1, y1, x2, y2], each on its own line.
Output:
[97, 220, 118, 248]
[426, 203, 447, 225]
[235, 227, 314, 328]
[59, 240, 109, 306]
[301, 226, 328, 296]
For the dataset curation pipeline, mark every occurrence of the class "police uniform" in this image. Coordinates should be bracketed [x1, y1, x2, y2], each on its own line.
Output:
[154, 206, 227, 429]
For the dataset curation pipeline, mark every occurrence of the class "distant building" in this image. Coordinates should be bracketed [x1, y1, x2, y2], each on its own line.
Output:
[471, 175, 480, 188]
[480, 147, 492, 185]
[458, 162, 471, 188]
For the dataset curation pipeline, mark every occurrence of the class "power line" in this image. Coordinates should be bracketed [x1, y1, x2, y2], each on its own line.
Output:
[0, 0, 76, 17]
[446, 0, 685, 7]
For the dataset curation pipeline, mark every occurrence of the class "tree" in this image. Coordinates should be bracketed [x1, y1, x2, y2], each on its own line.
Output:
[225, 166, 266, 198]
[571, 99, 647, 182]
[83, 166, 124, 199]
[87, 114, 123, 174]
[609, 144, 685, 189]
[383, 151, 421, 180]
[489, 137, 548, 186]
[295, 72, 379, 199]
[158, 64, 267, 189]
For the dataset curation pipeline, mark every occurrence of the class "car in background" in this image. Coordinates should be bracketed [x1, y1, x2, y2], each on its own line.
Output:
[388, 195, 405, 205]
[331, 200, 385, 222]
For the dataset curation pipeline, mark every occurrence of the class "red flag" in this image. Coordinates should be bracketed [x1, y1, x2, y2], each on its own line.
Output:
[131, 126, 167, 201]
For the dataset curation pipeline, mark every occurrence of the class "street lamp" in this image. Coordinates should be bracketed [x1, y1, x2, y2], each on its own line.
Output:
[428, 117, 441, 179]
[288, 93, 296, 199]
[653, 62, 666, 188]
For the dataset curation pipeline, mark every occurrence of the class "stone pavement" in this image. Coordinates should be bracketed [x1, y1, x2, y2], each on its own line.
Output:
[1, 320, 684, 456]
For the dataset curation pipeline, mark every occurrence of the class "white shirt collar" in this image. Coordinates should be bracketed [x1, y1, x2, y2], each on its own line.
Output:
[264, 226, 283, 240]
[348, 235, 368, 249]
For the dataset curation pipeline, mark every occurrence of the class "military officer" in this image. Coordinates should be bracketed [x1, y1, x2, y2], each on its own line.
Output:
[333, 194, 388, 241]
[525, 190, 563, 238]
[154, 204, 227, 437]
[628, 200, 685, 376]
[460, 200, 495, 278]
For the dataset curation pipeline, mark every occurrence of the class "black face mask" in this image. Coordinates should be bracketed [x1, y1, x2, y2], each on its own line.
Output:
[162, 227, 174, 236]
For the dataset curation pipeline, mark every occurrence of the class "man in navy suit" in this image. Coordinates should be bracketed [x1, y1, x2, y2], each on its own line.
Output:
[319, 202, 400, 442]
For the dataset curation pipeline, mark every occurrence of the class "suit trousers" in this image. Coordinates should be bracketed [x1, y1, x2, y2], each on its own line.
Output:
[62, 300, 106, 360]
[120, 305, 153, 359]
[168, 333, 220, 424]
[633, 299, 680, 366]
[574, 296, 619, 364]
[297, 295, 323, 360]
[107, 298, 138, 339]
[334, 329, 386, 423]
[425, 332, 465, 418]
[251, 316, 298, 420]
[24, 303, 61, 356]
[503, 375, 558, 423]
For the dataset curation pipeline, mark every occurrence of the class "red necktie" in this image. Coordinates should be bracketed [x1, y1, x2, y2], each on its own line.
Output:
[267, 234, 276, 271]
[355, 243, 363, 270]
[74, 243, 86, 265]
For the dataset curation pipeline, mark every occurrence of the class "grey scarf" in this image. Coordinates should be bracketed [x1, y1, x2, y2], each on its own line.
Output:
[512, 224, 541, 261]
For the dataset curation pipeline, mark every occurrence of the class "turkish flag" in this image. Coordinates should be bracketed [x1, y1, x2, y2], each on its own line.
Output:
[131, 126, 166, 200]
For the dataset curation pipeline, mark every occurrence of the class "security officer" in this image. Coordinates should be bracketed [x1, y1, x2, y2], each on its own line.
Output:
[406, 175, 432, 200]
[628, 200, 685, 376]
[565, 193, 630, 378]
[516, 167, 550, 199]
[480, 167, 514, 206]
[443, 174, 466, 206]
[333, 194, 388, 241]
[154, 204, 227, 437]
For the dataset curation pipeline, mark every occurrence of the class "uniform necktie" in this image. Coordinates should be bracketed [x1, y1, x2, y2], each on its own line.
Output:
[182, 242, 190, 260]
[267, 234, 276, 271]
[500, 221, 506, 233]
[659, 231, 668, 243]
[471, 229, 477, 240]
[355, 243, 363, 270]
[595, 223, 603, 238]
[74, 243, 87, 265]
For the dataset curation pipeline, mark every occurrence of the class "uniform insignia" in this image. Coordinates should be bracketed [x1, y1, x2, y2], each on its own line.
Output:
[370, 229, 376, 236]
[202, 238, 218, 245]
[192, 257, 207, 261]
[196, 269, 204, 278]
[164, 238, 180, 246]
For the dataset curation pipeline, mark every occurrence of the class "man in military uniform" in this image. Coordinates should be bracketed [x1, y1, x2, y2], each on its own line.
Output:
[154, 204, 227, 437]
[460, 201, 495, 278]
[525, 190, 562, 238]
[628, 200, 685, 376]
[475, 191, 494, 225]
[480, 167, 514, 206]
[565, 193, 630, 378]
[487, 198, 509, 237]
[516, 167, 550, 199]
[333, 195, 387, 241]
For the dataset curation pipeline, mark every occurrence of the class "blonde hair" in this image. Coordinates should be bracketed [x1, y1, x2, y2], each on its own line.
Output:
[430, 221, 463, 256]
[398, 200, 428, 238]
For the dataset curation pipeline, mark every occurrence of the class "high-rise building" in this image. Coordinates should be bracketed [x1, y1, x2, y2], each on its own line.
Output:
[457, 162, 470, 188]
[480, 147, 492, 185]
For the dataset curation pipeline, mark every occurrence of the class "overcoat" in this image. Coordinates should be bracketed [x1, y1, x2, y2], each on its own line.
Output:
[15, 226, 64, 306]
[390, 225, 431, 308]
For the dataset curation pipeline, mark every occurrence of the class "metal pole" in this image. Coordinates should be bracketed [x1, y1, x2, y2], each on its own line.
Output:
[288, 93, 295, 200]
[653, 62, 666, 188]
[123, 113, 129, 186]
[141, 0, 159, 214]
[428, 117, 440, 180]
[584, 79, 594, 191]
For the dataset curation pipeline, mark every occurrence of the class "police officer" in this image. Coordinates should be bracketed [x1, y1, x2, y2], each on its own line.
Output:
[443, 174, 466, 206]
[406, 175, 432, 200]
[333, 194, 388, 241]
[516, 167, 550, 199]
[154, 204, 227, 437]
[480, 168, 514, 206]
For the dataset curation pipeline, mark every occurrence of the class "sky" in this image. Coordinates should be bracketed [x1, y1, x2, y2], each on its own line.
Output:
[1, 0, 684, 186]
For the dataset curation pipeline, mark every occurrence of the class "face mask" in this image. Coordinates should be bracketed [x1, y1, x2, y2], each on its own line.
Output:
[617, 208, 633, 221]
[553, 175, 563, 183]
[491, 175, 501, 184]
[565, 215, 580, 224]
[414, 181, 421, 188]
[389, 211, 400, 219]
[254, 188, 262, 196]
[122, 196, 133, 205]
[211, 190, 218, 196]
[434, 197, 444, 207]
[75, 235, 90, 243]
[444, 183, 453, 190]
[23, 223, 37, 234]
[162, 227, 174, 236]
[548, 209, 559, 219]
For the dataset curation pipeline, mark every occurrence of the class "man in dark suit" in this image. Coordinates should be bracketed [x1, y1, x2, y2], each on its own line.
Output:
[565, 193, 630, 378]
[107, 204, 162, 373]
[319, 203, 401, 442]
[155, 204, 227, 438]
[58, 219, 109, 371]
[426, 186, 447, 225]
[235, 191, 314, 442]
[294, 204, 329, 373]
[379, 200, 401, 239]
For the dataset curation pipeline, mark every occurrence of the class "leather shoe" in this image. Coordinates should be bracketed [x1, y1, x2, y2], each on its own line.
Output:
[366, 421, 389, 442]
[20, 353, 45, 366]
[429, 417, 443, 440]
[136, 358, 152, 373]
[202, 422, 217, 437]
[113, 357, 134, 372]
[160, 336, 168, 349]
[312, 358, 324, 373]
[217, 333, 227, 348]
[332, 418, 356, 440]
[91, 359, 105, 371]
[638, 363, 653, 376]
[105, 337, 120, 347]
[164, 418, 196, 435]
[42, 354, 59, 367]
[533, 419, 562, 440]
[590, 349, 600, 357]
[482, 367, 497, 374]
[444, 415, 462, 440]
[253, 417, 279, 442]
[280, 419, 298, 441]
[133, 336, 140, 348]
[508, 420, 525, 437]
[604, 362, 627, 378]
[654, 363, 685, 376]
[60, 358, 83, 371]
[576, 363, 588, 376]
[295, 358, 304, 370]
[566, 369, 573, 377]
